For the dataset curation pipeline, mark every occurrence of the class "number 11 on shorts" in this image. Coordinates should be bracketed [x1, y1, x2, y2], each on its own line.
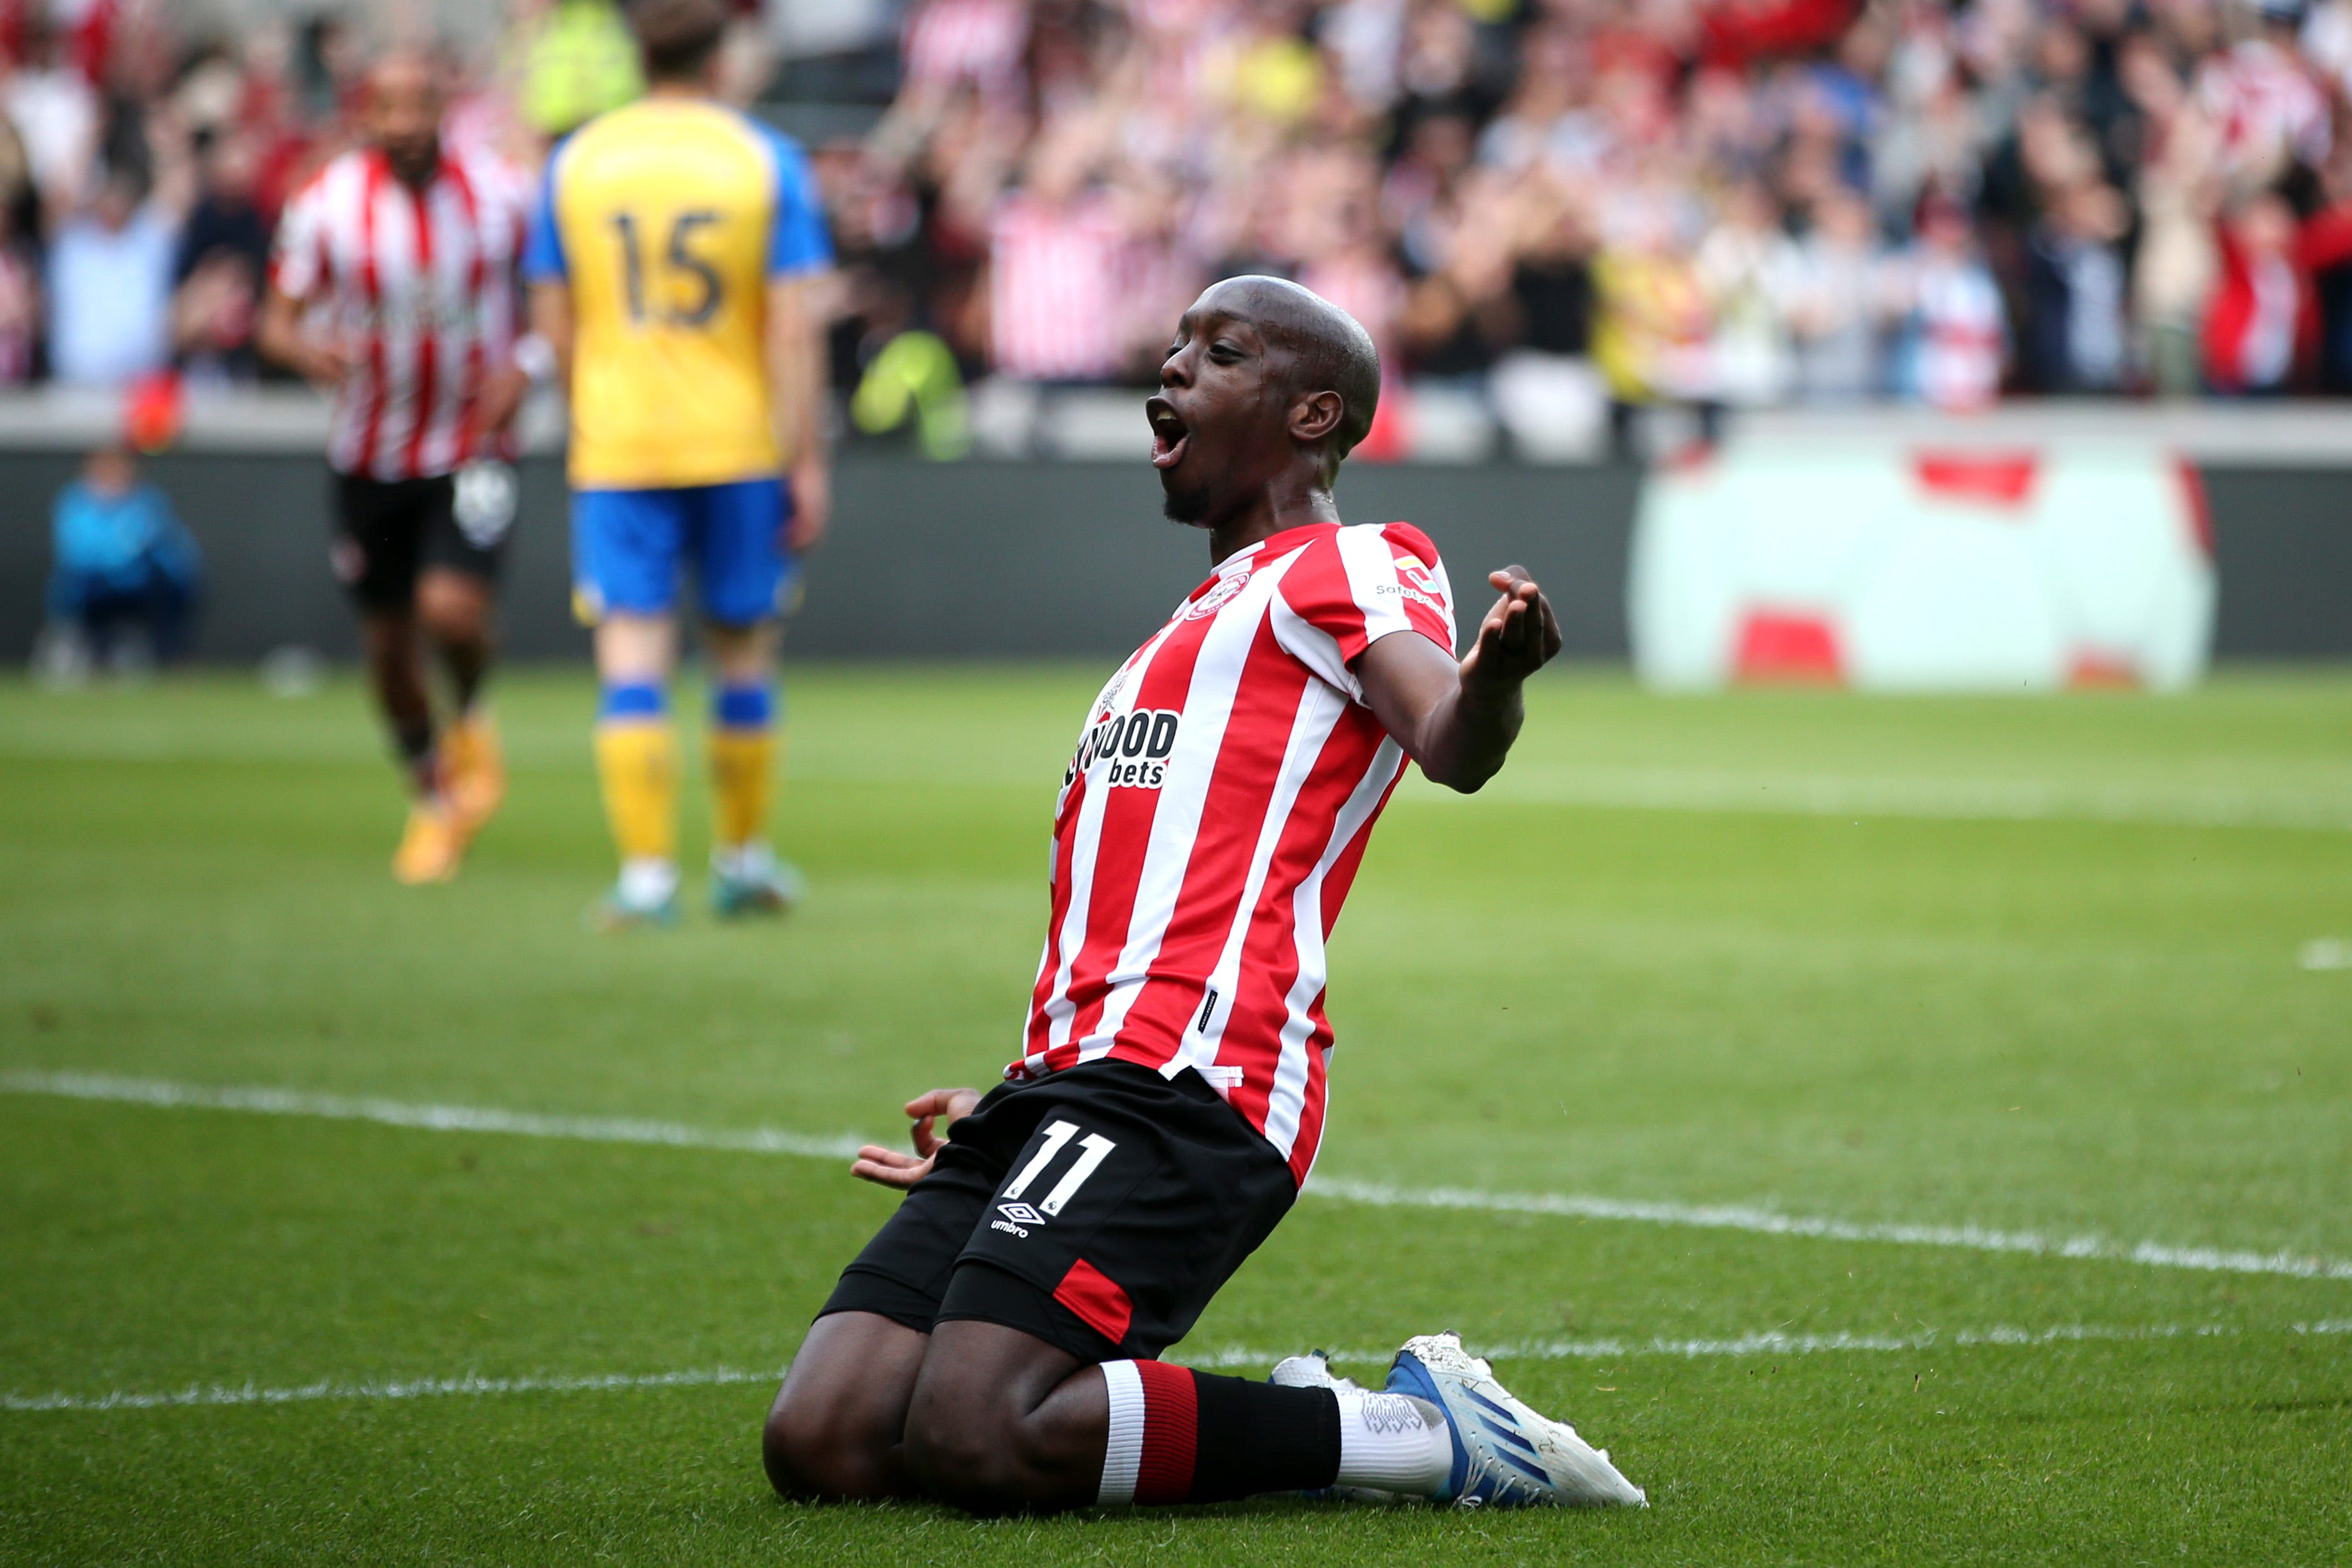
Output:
[1002, 1119, 1119, 1218]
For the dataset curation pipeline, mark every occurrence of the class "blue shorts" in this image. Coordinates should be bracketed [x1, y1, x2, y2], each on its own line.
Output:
[570, 478, 797, 628]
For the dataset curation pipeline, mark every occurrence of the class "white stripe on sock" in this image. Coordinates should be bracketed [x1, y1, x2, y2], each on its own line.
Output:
[1098, 1359, 1145, 1506]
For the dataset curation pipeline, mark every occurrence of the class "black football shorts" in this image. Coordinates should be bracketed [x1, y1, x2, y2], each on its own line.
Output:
[819, 1060, 1298, 1363]
[330, 466, 514, 611]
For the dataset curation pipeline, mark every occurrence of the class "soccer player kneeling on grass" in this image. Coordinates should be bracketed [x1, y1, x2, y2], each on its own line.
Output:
[763, 278, 1647, 1514]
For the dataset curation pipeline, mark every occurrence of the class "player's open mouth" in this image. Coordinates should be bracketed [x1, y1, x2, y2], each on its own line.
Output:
[1146, 398, 1190, 470]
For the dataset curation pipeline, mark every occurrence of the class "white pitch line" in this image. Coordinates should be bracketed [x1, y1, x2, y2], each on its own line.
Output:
[0, 1070, 866, 1160]
[1301, 1178, 2352, 1284]
[1, 1364, 784, 1415]
[14, 1321, 2350, 1415]
[1175, 1317, 2352, 1371]
[8, 1070, 2350, 1285]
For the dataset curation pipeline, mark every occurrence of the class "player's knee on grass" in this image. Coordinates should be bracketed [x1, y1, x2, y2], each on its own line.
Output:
[763, 1389, 889, 1501]
[763, 1312, 929, 1501]
[901, 1335, 1100, 1514]
[900, 1384, 1054, 1514]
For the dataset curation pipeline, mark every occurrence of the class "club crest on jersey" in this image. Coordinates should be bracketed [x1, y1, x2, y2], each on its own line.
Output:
[1066, 708, 1180, 788]
[1183, 570, 1251, 620]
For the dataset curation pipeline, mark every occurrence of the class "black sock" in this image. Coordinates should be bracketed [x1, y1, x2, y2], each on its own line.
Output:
[393, 716, 437, 794]
[1100, 1359, 1340, 1504]
[1191, 1371, 1341, 1501]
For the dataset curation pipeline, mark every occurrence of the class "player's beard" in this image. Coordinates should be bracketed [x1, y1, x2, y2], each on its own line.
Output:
[1160, 476, 1213, 524]
[385, 134, 442, 187]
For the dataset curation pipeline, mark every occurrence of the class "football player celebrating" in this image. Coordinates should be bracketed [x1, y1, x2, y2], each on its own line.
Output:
[762, 277, 1647, 1514]
[260, 53, 532, 883]
[523, 0, 831, 927]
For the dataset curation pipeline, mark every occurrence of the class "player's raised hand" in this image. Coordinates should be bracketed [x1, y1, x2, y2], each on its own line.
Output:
[1461, 566, 1562, 690]
[849, 1087, 980, 1190]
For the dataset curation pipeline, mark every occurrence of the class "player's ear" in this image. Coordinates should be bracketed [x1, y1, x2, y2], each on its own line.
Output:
[1290, 388, 1345, 446]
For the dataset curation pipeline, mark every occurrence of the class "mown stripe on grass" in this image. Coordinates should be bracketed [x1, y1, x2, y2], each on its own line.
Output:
[1458, 766, 2352, 833]
[9, 1070, 2351, 1285]
[11, 1322, 2349, 1415]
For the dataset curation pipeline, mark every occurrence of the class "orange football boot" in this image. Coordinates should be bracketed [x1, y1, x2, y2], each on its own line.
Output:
[442, 711, 508, 838]
[391, 798, 465, 884]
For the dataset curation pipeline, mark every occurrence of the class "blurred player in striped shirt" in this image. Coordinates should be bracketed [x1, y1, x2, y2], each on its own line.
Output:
[259, 52, 532, 885]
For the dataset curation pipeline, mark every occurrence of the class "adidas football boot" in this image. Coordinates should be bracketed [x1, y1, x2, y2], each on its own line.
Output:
[1382, 1332, 1647, 1509]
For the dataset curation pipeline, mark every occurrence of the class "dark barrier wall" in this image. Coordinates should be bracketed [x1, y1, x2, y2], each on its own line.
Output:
[0, 451, 2339, 661]
[2198, 470, 2352, 658]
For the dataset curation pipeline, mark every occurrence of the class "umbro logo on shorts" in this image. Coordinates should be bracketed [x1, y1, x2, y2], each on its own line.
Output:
[997, 1202, 1046, 1226]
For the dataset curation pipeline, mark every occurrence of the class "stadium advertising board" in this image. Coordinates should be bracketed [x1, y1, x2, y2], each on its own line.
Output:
[1629, 443, 2217, 691]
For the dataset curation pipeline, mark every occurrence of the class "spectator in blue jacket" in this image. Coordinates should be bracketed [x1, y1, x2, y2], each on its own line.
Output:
[43, 445, 201, 670]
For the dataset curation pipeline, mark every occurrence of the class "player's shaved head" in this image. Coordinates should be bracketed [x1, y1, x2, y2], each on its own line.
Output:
[1148, 274, 1385, 537]
[366, 49, 440, 105]
[1198, 275, 1381, 465]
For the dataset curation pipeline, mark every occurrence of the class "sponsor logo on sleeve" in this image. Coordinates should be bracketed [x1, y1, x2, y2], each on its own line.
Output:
[1375, 560, 1445, 612]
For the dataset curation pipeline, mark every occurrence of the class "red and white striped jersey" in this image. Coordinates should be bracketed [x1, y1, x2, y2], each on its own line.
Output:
[901, 0, 1030, 101]
[1007, 520, 1456, 1184]
[270, 147, 528, 481]
[987, 192, 1131, 381]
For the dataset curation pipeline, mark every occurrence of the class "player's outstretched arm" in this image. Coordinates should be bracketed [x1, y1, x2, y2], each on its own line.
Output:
[1357, 566, 1562, 794]
[849, 1087, 980, 1189]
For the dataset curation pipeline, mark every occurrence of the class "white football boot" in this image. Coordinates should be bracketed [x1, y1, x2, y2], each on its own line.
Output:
[1381, 1332, 1648, 1508]
[1269, 1349, 1365, 1395]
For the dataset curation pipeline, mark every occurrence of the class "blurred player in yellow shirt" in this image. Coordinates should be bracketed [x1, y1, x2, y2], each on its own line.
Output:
[522, 0, 831, 927]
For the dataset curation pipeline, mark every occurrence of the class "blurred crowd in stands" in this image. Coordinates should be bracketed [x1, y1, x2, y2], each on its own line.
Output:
[13, 0, 2352, 447]
[835, 0, 2352, 448]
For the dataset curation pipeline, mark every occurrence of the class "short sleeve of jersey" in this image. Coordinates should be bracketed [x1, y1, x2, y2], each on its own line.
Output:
[1271, 523, 1457, 700]
[520, 140, 568, 283]
[756, 123, 832, 278]
[270, 179, 327, 299]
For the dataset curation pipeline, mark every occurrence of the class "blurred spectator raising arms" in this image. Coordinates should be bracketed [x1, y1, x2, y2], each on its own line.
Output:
[171, 128, 269, 384]
[47, 146, 191, 388]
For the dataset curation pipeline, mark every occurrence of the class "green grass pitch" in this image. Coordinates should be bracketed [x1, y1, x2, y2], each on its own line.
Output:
[2, 665, 2348, 1564]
